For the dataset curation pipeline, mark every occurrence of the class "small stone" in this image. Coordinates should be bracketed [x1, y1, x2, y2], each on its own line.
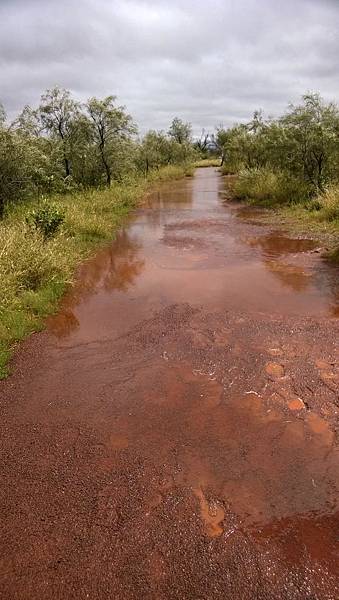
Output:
[265, 363, 284, 378]
[288, 398, 305, 411]
[268, 348, 283, 357]
[315, 359, 330, 370]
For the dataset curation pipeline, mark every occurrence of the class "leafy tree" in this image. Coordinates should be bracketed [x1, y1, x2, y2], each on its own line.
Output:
[168, 117, 192, 145]
[218, 94, 339, 193]
[0, 88, 198, 218]
[15, 105, 42, 138]
[86, 96, 136, 185]
[0, 125, 31, 217]
[280, 93, 339, 190]
[39, 86, 80, 178]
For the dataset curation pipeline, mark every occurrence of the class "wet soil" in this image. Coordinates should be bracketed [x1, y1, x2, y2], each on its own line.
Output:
[0, 168, 338, 599]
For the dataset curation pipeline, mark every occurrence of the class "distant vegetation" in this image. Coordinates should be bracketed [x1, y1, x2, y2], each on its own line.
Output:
[0, 86, 197, 217]
[215, 94, 339, 227]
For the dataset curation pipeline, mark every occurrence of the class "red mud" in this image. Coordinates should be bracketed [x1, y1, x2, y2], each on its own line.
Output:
[0, 168, 338, 599]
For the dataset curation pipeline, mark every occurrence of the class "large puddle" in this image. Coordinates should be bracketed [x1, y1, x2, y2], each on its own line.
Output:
[48, 168, 339, 343]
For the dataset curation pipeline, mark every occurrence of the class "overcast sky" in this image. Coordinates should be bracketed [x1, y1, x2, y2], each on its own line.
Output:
[0, 0, 338, 133]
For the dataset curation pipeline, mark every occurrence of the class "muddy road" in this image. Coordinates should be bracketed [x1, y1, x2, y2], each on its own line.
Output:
[1, 168, 338, 599]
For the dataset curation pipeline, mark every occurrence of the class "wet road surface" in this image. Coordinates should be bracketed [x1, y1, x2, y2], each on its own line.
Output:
[0, 168, 338, 599]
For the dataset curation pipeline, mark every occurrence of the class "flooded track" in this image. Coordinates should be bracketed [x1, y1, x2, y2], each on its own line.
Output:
[0, 168, 338, 599]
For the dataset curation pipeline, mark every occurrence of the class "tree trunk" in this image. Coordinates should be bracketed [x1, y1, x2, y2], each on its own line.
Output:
[64, 155, 70, 178]
[103, 155, 111, 186]
[99, 144, 111, 186]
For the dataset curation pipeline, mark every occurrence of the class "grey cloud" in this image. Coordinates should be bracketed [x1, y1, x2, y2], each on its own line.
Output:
[0, 0, 338, 133]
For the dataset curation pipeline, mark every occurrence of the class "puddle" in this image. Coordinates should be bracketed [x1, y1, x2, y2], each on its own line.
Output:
[247, 233, 318, 258]
[47, 168, 338, 343]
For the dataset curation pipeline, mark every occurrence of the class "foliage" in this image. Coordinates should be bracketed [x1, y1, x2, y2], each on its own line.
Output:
[27, 202, 65, 239]
[168, 117, 192, 144]
[0, 87, 196, 218]
[86, 95, 137, 185]
[234, 168, 310, 205]
[136, 126, 197, 174]
[194, 158, 221, 167]
[217, 93, 339, 197]
[308, 185, 339, 222]
[0, 164, 190, 378]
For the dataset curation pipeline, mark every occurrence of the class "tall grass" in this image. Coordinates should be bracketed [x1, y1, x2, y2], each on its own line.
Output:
[233, 168, 310, 205]
[0, 164, 192, 378]
[194, 158, 221, 168]
[229, 168, 339, 262]
[147, 163, 194, 181]
[308, 185, 339, 222]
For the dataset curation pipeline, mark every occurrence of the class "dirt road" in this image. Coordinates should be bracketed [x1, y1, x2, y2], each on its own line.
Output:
[1, 168, 338, 599]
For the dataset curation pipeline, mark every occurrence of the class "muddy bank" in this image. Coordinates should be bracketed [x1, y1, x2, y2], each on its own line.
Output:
[0, 168, 338, 599]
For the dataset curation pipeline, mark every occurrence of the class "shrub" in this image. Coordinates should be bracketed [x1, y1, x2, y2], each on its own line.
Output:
[27, 202, 65, 239]
[0, 223, 69, 309]
[315, 185, 339, 222]
[306, 199, 322, 212]
[194, 158, 221, 168]
[234, 168, 278, 202]
[327, 246, 339, 263]
[147, 164, 192, 182]
[233, 168, 310, 205]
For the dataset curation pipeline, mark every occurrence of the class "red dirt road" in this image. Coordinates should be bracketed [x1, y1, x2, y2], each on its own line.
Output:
[0, 169, 338, 599]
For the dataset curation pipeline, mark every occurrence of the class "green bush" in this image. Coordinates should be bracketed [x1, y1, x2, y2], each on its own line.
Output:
[327, 246, 339, 262]
[315, 185, 339, 222]
[233, 168, 310, 205]
[27, 202, 65, 239]
[0, 223, 69, 309]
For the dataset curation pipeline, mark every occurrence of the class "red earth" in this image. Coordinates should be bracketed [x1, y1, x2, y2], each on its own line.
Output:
[0, 168, 338, 599]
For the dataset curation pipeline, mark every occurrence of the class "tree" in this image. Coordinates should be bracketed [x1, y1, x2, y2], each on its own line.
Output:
[39, 86, 80, 178]
[194, 129, 211, 156]
[168, 117, 192, 145]
[0, 125, 32, 218]
[280, 93, 339, 190]
[86, 96, 136, 185]
[14, 105, 42, 138]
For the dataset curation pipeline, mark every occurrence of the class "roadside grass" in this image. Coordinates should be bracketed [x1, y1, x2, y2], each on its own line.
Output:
[227, 169, 339, 262]
[147, 163, 194, 181]
[327, 246, 339, 262]
[220, 163, 242, 175]
[194, 158, 221, 168]
[0, 164, 192, 378]
[233, 168, 310, 205]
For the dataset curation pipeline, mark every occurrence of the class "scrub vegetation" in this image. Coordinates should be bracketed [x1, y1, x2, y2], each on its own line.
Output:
[0, 87, 196, 377]
[214, 93, 339, 259]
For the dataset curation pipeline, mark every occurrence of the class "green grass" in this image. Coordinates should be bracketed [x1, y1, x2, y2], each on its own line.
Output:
[228, 171, 339, 261]
[327, 246, 339, 263]
[0, 164, 192, 378]
[233, 168, 310, 206]
[194, 158, 221, 168]
[147, 163, 194, 181]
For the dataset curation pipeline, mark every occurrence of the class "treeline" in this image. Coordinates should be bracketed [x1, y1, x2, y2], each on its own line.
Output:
[0, 86, 195, 217]
[215, 93, 339, 208]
